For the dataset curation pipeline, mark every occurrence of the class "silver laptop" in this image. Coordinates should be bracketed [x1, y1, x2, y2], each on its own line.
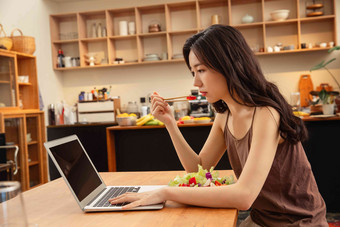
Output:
[44, 134, 165, 212]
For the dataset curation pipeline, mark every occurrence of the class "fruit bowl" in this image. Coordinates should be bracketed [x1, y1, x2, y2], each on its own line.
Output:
[270, 9, 290, 21]
[116, 114, 137, 126]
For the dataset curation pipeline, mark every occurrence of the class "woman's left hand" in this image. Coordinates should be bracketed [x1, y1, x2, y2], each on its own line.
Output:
[108, 188, 166, 210]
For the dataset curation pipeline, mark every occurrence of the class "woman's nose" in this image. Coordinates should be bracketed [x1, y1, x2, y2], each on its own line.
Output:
[193, 75, 202, 87]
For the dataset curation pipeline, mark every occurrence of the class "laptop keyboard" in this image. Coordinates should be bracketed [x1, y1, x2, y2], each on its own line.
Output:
[93, 186, 140, 207]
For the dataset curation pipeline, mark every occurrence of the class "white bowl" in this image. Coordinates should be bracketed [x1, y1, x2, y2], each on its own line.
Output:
[183, 119, 194, 124]
[270, 10, 290, 21]
[116, 117, 136, 126]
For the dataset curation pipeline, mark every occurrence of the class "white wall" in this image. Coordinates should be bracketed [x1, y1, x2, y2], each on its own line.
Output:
[1, 0, 339, 123]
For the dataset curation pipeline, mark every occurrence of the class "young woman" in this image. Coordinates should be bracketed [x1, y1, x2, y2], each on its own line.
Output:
[109, 25, 327, 226]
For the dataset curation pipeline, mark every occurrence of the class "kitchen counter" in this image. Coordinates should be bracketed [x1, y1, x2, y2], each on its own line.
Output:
[106, 122, 230, 172]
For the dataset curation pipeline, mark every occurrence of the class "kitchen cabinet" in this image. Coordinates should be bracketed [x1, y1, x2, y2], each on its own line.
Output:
[49, 0, 337, 71]
[0, 49, 47, 191]
[0, 49, 39, 110]
[0, 111, 47, 191]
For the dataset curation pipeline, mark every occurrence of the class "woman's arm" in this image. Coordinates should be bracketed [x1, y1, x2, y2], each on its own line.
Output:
[151, 92, 227, 172]
[110, 107, 280, 210]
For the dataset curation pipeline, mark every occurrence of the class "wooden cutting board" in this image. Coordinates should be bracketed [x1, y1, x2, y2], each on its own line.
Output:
[299, 74, 314, 107]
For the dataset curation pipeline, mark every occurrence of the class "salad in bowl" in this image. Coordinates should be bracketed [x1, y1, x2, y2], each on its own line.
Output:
[168, 165, 235, 187]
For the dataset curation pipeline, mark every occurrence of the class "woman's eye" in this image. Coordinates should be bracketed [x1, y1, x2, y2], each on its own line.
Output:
[198, 69, 204, 73]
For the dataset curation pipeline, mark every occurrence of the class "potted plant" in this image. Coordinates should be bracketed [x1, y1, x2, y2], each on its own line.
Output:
[310, 46, 340, 115]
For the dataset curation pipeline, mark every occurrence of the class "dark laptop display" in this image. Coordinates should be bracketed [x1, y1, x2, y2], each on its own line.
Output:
[49, 140, 102, 201]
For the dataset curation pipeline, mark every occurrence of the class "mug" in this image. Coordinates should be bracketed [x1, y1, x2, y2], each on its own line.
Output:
[64, 56, 72, 67]
[211, 14, 221, 25]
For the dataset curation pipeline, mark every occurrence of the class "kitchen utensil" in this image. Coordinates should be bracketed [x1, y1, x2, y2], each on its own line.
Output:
[119, 21, 128, 36]
[164, 95, 197, 102]
[128, 21, 136, 35]
[299, 74, 314, 107]
[270, 9, 290, 21]
[242, 14, 254, 24]
[306, 0, 324, 17]
[64, 56, 72, 67]
[116, 116, 136, 126]
[290, 92, 301, 111]
[148, 23, 161, 33]
[211, 14, 221, 25]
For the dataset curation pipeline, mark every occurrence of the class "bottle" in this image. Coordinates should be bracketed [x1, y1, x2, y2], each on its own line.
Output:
[57, 49, 64, 67]
[48, 104, 56, 125]
[140, 97, 149, 117]
[102, 26, 107, 37]
[97, 23, 102, 38]
[92, 23, 97, 38]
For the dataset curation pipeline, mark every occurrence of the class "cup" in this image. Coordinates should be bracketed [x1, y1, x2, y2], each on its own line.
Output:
[64, 56, 72, 68]
[290, 92, 301, 111]
[0, 181, 30, 226]
[128, 21, 136, 35]
[211, 14, 221, 25]
[162, 52, 168, 60]
[119, 21, 128, 36]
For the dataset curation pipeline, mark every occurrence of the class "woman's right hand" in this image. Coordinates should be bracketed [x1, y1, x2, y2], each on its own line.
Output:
[151, 92, 175, 126]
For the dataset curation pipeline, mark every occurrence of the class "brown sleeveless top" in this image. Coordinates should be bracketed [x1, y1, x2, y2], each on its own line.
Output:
[224, 109, 327, 226]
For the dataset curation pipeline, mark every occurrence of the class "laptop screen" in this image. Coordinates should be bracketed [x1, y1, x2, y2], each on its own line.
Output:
[49, 139, 102, 201]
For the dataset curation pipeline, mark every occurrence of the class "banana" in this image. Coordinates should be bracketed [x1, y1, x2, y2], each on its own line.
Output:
[136, 114, 148, 123]
[136, 114, 154, 126]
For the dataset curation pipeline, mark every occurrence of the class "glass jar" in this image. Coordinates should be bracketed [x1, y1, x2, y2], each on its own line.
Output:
[127, 101, 140, 117]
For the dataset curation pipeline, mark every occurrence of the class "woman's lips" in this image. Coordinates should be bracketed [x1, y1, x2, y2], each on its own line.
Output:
[200, 92, 207, 97]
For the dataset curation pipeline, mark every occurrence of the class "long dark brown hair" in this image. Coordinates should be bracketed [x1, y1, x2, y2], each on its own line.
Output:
[183, 24, 307, 144]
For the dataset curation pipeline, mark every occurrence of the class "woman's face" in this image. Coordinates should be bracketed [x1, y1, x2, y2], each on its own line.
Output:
[189, 50, 229, 103]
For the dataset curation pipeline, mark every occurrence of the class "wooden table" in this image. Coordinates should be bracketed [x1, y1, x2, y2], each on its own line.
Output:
[23, 171, 238, 227]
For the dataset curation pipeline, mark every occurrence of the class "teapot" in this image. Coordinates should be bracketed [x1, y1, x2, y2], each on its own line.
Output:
[242, 14, 254, 24]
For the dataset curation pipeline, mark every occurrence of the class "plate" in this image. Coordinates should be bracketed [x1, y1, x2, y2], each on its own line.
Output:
[310, 114, 335, 118]
[183, 119, 194, 124]
[194, 119, 211, 124]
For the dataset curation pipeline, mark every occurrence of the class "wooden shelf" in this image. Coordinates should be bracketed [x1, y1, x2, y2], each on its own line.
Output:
[49, 0, 337, 71]
[0, 51, 47, 191]
[29, 161, 39, 166]
[28, 140, 38, 145]
[19, 82, 33, 86]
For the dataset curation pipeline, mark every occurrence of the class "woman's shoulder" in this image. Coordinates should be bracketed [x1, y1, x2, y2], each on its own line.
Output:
[255, 106, 280, 127]
[213, 111, 228, 132]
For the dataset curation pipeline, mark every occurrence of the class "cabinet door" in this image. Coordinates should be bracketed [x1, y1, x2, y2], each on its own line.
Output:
[26, 114, 45, 189]
[3, 116, 27, 190]
[0, 53, 18, 109]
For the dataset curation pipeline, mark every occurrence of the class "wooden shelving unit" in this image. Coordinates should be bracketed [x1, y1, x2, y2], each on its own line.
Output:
[0, 49, 47, 191]
[49, 0, 337, 71]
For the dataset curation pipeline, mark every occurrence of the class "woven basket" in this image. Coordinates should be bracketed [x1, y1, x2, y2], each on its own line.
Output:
[0, 24, 13, 50]
[11, 28, 35, 54]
